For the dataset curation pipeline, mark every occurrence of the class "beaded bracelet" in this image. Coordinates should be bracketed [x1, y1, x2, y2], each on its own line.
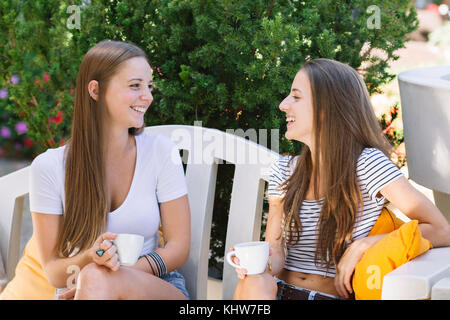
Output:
[146, 251, 167, 277]
[143, 255, 157, 276]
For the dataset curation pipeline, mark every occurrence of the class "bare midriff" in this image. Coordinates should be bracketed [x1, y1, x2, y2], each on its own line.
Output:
[277, 268, 339, 297]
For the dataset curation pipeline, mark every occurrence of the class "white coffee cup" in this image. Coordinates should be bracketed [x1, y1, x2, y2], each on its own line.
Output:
[226, 241, 269, 275]
[113, 233, 144, 267]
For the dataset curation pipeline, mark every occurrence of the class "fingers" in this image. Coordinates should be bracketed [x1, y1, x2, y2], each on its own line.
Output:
[57, 287, 76, 300]
[344, 273, 354, 297]
[95, 232, 117, 245]
[228, 247, 248, 279]
[92, 235, 120, 271]
[334, 267, 353, 299]
[231, 256, 247, 279]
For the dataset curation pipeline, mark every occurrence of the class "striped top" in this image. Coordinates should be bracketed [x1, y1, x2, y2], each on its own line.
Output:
[267, 148, 403, 277]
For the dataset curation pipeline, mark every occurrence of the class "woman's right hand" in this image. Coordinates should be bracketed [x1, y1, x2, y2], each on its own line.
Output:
[89, 232, 120, 271]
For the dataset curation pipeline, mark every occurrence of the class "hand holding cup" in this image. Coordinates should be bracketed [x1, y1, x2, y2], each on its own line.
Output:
[91, 232, 120, 271]
[226, 241, 271, 279]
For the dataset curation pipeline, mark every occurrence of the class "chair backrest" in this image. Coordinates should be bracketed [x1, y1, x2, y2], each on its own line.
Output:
[144, 125, 278, 299]
[0, 166, 29, 283]
[0, 125, 279, 300]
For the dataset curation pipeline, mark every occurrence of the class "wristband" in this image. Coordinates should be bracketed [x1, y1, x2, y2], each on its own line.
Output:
[146, 251, 167, 277]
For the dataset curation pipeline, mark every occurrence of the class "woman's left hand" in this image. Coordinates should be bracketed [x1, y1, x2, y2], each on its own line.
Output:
[56, 286, 76, 300]
[334, 238, 369, 299]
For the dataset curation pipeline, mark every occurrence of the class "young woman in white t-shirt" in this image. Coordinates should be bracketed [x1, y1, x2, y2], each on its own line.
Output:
[30, 40, 191, 299]
[231, 58, 450, 300]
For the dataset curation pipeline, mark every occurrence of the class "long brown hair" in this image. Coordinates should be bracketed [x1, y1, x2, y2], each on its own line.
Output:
[57, 40, 148, 257]
[281, 58, 394, 271]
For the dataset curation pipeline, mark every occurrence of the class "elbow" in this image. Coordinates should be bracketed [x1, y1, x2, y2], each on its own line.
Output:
[439, 223, 450, 247]
[428, 223, 450, 248]
[181, 245, 190, 266]
[42, 263, 69, 289]
[45, 272, 65, 289]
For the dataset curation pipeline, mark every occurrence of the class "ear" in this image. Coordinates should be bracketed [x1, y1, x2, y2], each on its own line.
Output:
[88, 80, 99, 101]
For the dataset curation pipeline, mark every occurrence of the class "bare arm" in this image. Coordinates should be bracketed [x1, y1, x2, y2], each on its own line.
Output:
[380, 176, 450, 247]
[335, 176, 450, 298]
[265, 196, 286, 276]
[129, 194, 191, 275]
[31, 212, 92, 288]
[157, 194, 191, 271]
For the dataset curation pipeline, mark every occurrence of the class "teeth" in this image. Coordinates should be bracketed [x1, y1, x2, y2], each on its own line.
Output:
[286, 117, 295, 122]
[130, 106, 145, 113]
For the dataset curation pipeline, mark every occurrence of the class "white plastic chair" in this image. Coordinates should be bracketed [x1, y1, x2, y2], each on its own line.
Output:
[144, 125, 278, 299]
[380, 66, 450, 300]
[0, 166, 29, 286]
[0, 125, 278, 300]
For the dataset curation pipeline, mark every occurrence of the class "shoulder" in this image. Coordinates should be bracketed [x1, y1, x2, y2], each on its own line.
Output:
[357, 147, 392, 168]
[31, 145, 66, 173]
[136, 132, 178, 153]
[270, 154, 296, 179]
[136, 133, 181, 170]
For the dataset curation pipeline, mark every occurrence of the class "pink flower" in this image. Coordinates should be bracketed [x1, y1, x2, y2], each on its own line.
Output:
[0, 89, 8, 99]
[1, 127, 11, 138]
[10, 75, 20, 85]
[15, 122, 27, 134]
[42, 73, 50, 82]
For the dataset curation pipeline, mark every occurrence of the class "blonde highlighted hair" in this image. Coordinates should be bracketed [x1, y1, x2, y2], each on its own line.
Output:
[280, 58, 394, 271]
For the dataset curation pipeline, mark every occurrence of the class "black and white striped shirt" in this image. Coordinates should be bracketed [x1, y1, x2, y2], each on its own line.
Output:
[267, 148, 403, 277]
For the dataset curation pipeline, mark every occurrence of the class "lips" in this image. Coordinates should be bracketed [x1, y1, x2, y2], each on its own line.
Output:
[286, 116, 295, 128]
[130, 105, 146, 114]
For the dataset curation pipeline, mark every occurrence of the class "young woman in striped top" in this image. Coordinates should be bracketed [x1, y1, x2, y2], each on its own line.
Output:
[231, 58, 450, 300]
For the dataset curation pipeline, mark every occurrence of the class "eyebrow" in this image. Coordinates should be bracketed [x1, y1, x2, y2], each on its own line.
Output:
[291, 88, 302, 94]
[127, 78, 153, 83]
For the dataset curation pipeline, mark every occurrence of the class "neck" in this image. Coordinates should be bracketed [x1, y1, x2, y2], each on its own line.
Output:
[103, 126, 134, 161]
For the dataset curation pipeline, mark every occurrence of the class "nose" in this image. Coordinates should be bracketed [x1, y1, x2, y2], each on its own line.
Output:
[141, 86, 153, 104]
[279, 96, 289, 112]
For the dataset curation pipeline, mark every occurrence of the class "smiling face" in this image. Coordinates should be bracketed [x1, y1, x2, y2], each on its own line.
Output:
[279, 69, 314, 146]
[102, 57, 153, 129]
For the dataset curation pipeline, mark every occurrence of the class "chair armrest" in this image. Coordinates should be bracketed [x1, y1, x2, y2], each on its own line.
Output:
[381, 247, 450, 299]
[431, 277, 450, 300]
[0, 252, 6, 291]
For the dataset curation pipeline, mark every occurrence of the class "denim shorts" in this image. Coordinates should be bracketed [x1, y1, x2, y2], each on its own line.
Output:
[162, 270, 190, 299]
[55, 269, 189, 300]
[275, 277, 343, 300]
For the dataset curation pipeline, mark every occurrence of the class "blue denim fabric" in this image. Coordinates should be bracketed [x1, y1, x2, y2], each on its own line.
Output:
[162, 270, 190, 299]
[275, 277, 343, 300]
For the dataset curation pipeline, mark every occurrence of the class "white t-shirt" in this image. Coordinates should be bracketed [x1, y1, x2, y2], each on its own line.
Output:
[29, 133, 188, 256]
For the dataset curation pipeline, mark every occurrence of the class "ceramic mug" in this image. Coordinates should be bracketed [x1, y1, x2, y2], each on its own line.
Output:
[113, 233, 144, 266]
[226, 241, 269, 275]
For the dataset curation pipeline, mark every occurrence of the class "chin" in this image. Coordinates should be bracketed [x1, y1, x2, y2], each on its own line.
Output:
[130, 119, 144, 128]
[284, 131, 296, 141]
